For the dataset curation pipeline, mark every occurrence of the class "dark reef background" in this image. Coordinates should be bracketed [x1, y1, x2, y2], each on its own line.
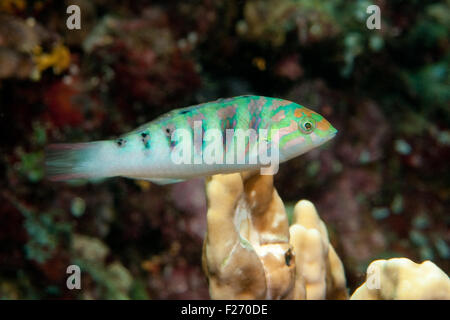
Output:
[0, 0, 448, 299]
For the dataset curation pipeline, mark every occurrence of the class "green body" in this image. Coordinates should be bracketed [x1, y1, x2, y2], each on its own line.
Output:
[45, 96, 337, 184]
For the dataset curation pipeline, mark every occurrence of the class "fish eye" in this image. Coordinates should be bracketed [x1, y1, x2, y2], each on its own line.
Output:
[299, 117, 315, 134]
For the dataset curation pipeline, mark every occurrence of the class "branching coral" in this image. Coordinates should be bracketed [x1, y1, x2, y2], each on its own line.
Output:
[202, 171, 347, 299]
[202, 172, 449, 300]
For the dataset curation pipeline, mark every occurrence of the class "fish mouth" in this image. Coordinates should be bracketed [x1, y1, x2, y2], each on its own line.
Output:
[318, 129, 337, 145]
[328, 127, 338, 140]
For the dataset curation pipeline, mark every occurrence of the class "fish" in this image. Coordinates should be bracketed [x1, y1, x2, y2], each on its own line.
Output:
[45, 95, 337, 184]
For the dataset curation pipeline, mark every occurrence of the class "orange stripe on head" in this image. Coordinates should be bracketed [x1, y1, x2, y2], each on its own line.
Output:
[316, 118, 331, 131]
[294, 108, 303, 117]
[278, 120, 298, 137]
[294, 107, 313, 118]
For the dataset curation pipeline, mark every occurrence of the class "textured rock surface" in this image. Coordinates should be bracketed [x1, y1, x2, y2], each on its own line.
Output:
[289, 200, 348, 299]
[202, 172, 348, 300]
[351, 258, 450, 300]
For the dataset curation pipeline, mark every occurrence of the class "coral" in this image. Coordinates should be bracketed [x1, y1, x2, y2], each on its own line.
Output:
[350, 258, 450, 300]
[202, 172, 294, 299]
[237, 0, 338, 46]
[0, 14, 68, 80]
[202, 171, 347, 299]
[0, 0, 449, 300]
[237, 0, 298, 46]
[84, 11, 201, 111]
[203, 172, 449, 300]
[289, 200, 348, 299]
[5, 194, 73, 264]
[32, 43, 71, 77]
[72, 234, 135, 300]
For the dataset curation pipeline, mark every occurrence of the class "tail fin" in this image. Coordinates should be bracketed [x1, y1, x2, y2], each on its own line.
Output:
[45, 141, 110, 181]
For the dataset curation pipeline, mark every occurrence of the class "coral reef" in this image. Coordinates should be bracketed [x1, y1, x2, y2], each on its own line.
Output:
[202, 172, 348, 299]
[203, 172, 448, 300]
[0, 0, 448, 299]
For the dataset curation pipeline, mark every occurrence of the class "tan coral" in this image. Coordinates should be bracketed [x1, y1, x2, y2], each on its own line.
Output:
[289, 200, 348, 300]
[202, 172, 450, 300]
[350, 258, 450, 300]
[202, 172, 295, 299]
[202, 172, 347, 300]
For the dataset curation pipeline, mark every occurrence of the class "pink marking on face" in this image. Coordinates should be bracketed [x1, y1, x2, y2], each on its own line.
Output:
[278, 120, 298, 138]
[283, 135, 306, 150]
[271, 110, 286, 122]
[217, 104, 237, 119]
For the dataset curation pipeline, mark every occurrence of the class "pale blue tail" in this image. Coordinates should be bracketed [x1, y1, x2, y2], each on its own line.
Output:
[45, 141, 110, 181]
